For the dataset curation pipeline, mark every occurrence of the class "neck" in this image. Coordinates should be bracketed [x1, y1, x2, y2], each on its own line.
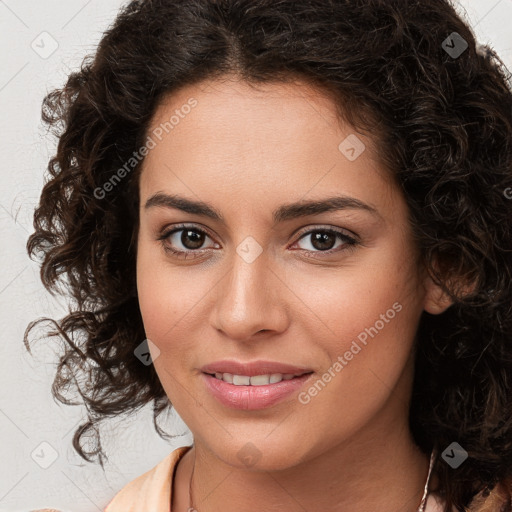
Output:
[172, 397, 432, 512]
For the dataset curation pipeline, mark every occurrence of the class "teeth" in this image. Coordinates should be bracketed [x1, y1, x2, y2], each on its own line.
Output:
[251, 374, 271, 385]
[233, 375, 251, 385]
[212, 372, 300, 385]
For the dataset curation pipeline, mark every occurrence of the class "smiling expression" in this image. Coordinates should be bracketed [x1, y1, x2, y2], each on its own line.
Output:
[135, 76, 444, 470]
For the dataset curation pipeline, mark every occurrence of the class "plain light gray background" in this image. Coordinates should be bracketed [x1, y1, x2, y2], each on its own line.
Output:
[0, 1, 511, 510]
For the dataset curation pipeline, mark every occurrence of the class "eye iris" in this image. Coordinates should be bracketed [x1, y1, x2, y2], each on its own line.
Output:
[174, 229, 342, 252]
[311, 231, 336, 251]
[182, 229, 205, 249]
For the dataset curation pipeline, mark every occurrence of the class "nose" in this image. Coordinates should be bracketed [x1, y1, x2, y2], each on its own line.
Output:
[211, 246, 290, 342]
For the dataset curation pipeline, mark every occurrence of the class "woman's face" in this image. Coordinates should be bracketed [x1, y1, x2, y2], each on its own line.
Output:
[136, 77, 447, 470]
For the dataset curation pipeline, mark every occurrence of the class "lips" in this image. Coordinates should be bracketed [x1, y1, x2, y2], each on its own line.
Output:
[200, 360, 313, 377]
[200, 360, 314, 410]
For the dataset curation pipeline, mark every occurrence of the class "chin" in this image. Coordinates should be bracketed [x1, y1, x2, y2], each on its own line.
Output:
[204, 432, 310, 471]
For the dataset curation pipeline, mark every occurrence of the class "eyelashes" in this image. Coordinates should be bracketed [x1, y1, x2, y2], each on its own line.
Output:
[157, 223, 359, 260]
[157, 224, 219, 260]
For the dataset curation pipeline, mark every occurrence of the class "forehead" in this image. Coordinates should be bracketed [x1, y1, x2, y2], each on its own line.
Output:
[139, 76, 398, 221]
[149, 79, 339, 155]
[147, 76, 386, 154]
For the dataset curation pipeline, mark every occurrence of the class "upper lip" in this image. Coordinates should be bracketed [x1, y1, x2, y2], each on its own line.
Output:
[201, 360, 313, 377]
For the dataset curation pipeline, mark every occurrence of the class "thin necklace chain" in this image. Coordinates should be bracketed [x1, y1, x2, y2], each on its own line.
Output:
[418, 449, 436, 512]
[188, 448, 436, 512]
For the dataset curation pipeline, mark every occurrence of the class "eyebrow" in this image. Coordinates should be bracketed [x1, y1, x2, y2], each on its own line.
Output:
[144, 192, 382, 223]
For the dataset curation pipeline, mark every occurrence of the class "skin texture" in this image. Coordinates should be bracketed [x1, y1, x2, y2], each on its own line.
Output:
[136, 76, 452, 512]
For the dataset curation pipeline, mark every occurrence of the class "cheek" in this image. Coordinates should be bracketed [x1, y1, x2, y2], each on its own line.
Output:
[292, 269, 421, 446]
[136, 253, 168, 337]
[298, 288, 416, 388]
[136, 243, 182, 350]
[136, 250, 192, 404]
[136, 242, 213, 373]
[292, 251, 419, 345]
[291, 246, 422, 399]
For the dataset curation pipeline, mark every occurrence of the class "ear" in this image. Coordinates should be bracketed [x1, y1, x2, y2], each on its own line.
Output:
[421, 257, 477, 315]
[422, 272, 454, 315]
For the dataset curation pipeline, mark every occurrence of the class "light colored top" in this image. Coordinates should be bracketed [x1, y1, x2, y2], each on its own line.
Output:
[104, 445, 191, 512]
[103, 445, 447, 512]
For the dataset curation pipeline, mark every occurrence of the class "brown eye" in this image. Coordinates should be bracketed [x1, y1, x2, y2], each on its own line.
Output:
[158, 224, 219, 259]
[292, 227, 359, 257]
[178, 229, 206, 250]
[308, 231, 337, 251]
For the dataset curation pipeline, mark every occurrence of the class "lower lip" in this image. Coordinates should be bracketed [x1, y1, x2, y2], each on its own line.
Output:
[202, 372, 313, 410]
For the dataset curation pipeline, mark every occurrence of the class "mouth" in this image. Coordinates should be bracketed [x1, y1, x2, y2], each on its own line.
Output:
[203, 371, 312, 386]
[201, 364, 314, 410]
[200, 359, 313, 378]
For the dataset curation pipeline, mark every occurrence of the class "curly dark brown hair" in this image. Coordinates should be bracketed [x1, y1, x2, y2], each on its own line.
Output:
[25, 0, 512, 510]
